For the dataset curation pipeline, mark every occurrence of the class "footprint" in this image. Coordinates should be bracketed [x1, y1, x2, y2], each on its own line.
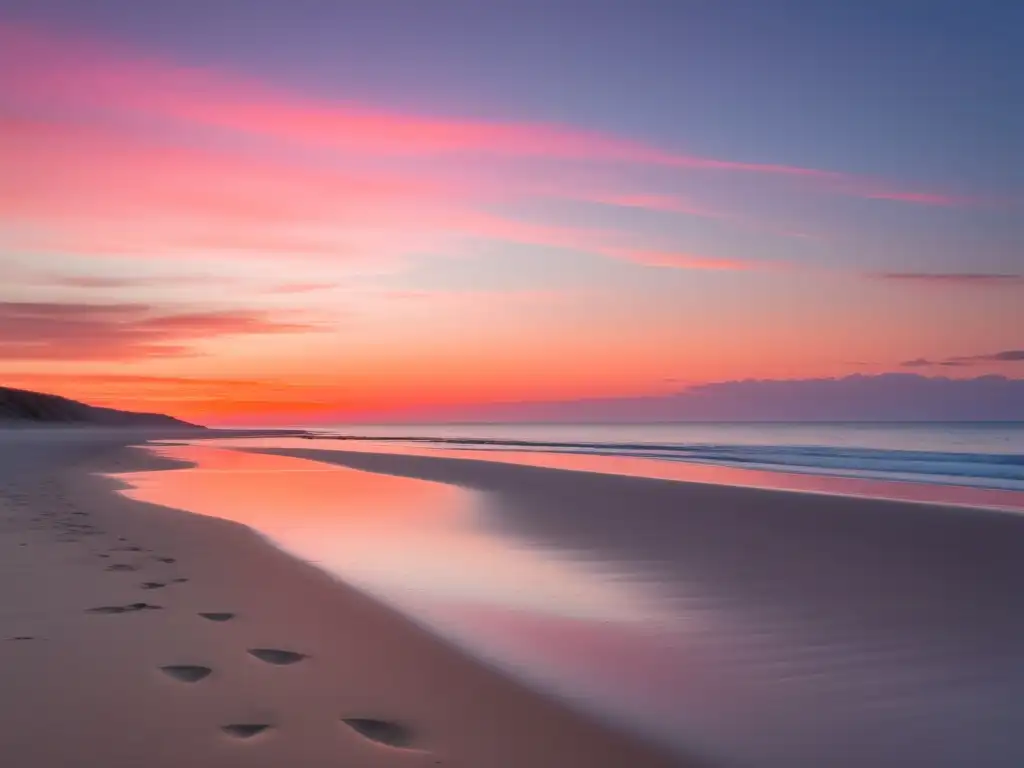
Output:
[87, 602, 162, 614]
[141, 582, 166, 590]
[160, 665, 212, 683]
[199, 612, 235, 622]
[156, 557, 176, 564]
[248, 648, 307, 665]
[105, 564, 138, 572]
[5, 636, 35, 642]
[221, 724, 271, 739]
[172, 577, 189, 583]
[341, 718, 414, 748]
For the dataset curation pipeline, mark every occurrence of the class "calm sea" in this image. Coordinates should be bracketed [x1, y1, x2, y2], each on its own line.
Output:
[314, 421, 1024, 491]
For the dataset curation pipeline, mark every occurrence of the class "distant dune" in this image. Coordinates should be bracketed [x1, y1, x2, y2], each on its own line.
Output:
[0, 386, 203, 428]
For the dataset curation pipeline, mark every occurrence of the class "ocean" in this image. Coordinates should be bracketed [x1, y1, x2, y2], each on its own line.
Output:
[314, 421, 1024, 492]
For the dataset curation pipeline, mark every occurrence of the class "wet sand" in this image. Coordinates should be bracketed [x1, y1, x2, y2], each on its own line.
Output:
[0, 431, 687, 768]
[233, 443, 1024, 768]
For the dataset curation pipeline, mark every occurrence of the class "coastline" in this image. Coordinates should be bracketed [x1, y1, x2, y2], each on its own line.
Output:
[227, 444, 1024, 767]
[8, 430, 1024, 766]
[0, 431, 687, 768]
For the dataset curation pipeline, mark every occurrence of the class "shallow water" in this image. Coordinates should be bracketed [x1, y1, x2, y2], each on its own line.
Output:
[115, 439, 1024, 767]
[315, 421, 1024, 491]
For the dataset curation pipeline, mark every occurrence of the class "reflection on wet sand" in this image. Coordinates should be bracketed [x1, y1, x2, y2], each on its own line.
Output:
[206, 435, 1024, 511]
[113, 439, 1024, 768]
[117, 445, 672, 625]
[112, 444, 726, 754]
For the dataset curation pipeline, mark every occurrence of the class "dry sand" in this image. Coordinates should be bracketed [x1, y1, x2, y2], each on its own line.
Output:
[0, 430, 688, 768]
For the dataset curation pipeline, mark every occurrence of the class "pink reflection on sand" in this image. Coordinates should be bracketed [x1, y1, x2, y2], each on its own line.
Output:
[417, 601, 714, 706]
[114, 444, 673, 624]
[201, 436, 1024, 511]
[117, 442, 722, 756]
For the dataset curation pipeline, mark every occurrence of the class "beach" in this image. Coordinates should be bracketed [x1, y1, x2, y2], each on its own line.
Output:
[0, 430, 685, 768]
[5, 429, 1024, 768]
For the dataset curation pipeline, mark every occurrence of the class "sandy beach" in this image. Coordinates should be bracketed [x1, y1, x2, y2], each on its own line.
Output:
[0, 430, 687, 768]
[231, 441, 1024, 767]
[6, 429, 1024, 768]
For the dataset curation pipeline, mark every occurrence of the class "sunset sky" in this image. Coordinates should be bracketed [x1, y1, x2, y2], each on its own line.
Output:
[1, 1, 1021, 425]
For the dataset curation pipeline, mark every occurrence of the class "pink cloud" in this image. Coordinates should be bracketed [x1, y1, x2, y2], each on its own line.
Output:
[0, 301, 324, 361]
[583, 193, 725, 218]
[863, 191, 969, 206]
[0, 20, 967, 206]
[873, 272, 1024, 285]
[441, 213, 769, 270]
[377, 288, 569, 302]
[265, 282, 340, 294]
[0, 113, 772, 273]
[0, 114, 471, 263]
[0, 19, 983, 288]
[600, 249, 766, 271]
[45, 274, 221, 289]
[0, 22, 815, 174]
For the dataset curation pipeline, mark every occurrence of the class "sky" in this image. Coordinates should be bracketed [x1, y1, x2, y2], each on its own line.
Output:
[0, 0, 1021, 424]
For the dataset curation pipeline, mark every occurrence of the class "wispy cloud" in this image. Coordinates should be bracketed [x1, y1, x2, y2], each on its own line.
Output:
[0, 114, 458, 264]
[0, 301, 323, 361]
[2, 113, 770, 272]
[583, 193, 725, 219]
[377, 288, 568, 302]
[852, 190, 977, 207]
[11, 271, 338, 297]
[901, 350, 1024, 368]
[874, 273, 1024, 285]
[45, 274, 221, 289]
[264, 282, 340, 294]
[979, 350, 1024, 362]
[605, 249, 767, 271]
[899, 358, 968, 368]
[0, 20, 968, 207]
[0, 18, 985, 290]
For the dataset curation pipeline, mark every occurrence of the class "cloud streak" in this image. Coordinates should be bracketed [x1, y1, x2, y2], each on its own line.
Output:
[901, 350, 1024, 368]
[605, 249, 766, 271]
[265, 282, 340, 294]
[43, 274, 225, 289]
[875, 273, 1024, 285]
[0, 18, 984, 289]
[0, 20, 966, 206]
[0, 114, 458, 264]
[1, 113, 764, 272]
[0, 301, 323, 361]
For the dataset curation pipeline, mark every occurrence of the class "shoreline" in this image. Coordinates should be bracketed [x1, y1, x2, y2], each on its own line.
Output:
[247, 435, 1024, 511]
[0, 432, 688, 767]
[8, 429, 1024, 765]
[220, 443, 1024, 767]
